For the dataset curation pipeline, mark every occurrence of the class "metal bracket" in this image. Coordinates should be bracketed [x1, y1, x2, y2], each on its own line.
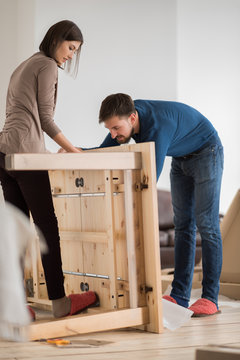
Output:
[140, 285, 153, 293]
[135, 182, 149, 192]
[26, 278, 34, 297]
[75, 177, 84, 187]
[80, 282, 89, 292]
[135, 174, 149, 191]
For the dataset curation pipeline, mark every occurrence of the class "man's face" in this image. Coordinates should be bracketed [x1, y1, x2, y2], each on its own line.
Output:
[104, 115, 134, 144]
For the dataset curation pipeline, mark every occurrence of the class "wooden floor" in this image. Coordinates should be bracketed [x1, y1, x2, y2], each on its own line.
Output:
[1, 305, 240, 360]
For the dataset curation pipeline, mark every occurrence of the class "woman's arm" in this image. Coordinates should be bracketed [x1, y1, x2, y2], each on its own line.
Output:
[53, 132, 82, 153]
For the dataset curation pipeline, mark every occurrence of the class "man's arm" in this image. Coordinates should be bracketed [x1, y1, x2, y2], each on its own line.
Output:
[98, 133, 120, 148]
[58, 133, 119, 153]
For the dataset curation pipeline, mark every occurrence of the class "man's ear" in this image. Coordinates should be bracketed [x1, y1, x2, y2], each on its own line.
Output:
[129, 113, 136, 125]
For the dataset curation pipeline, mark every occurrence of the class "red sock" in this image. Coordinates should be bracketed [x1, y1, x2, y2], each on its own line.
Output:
[68, 291, 98, 315]
[162, 295, 177, 304]
[27, 305, 36, 321]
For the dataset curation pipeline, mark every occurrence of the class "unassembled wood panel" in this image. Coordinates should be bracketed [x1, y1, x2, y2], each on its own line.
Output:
[22, 142, 162, 337]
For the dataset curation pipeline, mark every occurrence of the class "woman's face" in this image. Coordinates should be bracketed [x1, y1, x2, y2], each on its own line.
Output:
[54, 40, 81, 66]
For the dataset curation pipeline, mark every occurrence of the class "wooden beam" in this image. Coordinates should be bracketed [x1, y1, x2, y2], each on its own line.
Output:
[136, 143, 163, 333]
[5, 152, 142, 171]
[105, 170, 118, 310]
[60, 230, 108, 244]
[28, 307, 149, 341]
[124, 170, 138, 309]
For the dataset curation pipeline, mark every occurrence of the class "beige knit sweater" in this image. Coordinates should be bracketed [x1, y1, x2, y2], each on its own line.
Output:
[0, 52, 61, 154]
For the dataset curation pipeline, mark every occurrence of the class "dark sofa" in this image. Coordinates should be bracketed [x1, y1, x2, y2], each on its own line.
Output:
[157, 189, 202, 269]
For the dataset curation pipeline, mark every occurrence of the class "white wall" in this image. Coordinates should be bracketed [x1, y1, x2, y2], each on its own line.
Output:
[34, 0, 177, 149]
[0, 0, 35, 126]
[0, 0, 35, 201]
[33, 0, 177, 192]
[0, 0, 17, 128]
[177, 0, 240, 212]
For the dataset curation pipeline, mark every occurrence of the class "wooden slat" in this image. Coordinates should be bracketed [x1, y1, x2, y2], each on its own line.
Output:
[60, 230, 108, 244]
[5, 152, 142, 170]
[27, 298, 52, 306]
[124, 170, 138, 309]
[105, 170, 118, 309]
[29, 307, 149, 341]
[129, 143, 163, 333]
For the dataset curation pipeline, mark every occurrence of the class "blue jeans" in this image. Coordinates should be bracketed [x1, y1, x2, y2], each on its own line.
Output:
[170, 141, 224, 307]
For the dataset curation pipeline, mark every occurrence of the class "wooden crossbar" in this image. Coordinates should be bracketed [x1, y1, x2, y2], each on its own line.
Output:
[5, 152, 142, 170]
[29, 307, 149, 341]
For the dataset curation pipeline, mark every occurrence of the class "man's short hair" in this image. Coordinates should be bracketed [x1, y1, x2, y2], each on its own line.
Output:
[99, 93, 136, 123]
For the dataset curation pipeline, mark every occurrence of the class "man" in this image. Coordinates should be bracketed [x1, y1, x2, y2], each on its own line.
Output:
[98, 93, 224, 317]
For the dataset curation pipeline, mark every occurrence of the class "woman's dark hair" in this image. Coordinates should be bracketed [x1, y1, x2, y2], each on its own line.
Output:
[99, 93, 136, 123]
[39, 20, 83, 77]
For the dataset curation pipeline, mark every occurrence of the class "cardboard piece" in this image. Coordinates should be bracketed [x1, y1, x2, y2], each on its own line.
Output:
[220, 189, 240, 284]
[162, 190, 240, 300]
[196, 345, 240, 360]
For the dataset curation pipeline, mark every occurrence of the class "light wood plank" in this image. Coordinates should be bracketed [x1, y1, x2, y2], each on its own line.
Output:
[5, 152, 142, 170]
[60, 230, 108, 244]
[130, 143, 163, 333]
[124, 169, 138, 309]
[105, 170, 118, 310]
[29, 307, 149, 341]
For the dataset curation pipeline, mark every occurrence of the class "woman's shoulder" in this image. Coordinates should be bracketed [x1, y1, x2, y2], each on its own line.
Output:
[30, 52, 57, 67]
[23, 52, 58, 78]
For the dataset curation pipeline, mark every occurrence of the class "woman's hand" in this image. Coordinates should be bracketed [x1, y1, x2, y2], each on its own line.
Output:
[58, 146, 82, 153]
[58, 147, 66, 153]
[53, 132, 82, 153]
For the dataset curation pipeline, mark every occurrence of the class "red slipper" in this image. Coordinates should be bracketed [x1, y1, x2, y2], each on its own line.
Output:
[27, 305, 36, 321]
[69, 291, 99, 315]
[162, 295, 177, 304]
[189, 298, 221, 317]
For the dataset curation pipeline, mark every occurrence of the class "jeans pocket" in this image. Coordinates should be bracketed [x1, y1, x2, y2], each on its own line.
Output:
[194, 146, 217, 183]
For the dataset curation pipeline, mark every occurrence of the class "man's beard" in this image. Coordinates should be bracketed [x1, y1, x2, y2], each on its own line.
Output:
[116, 127, 134, 144]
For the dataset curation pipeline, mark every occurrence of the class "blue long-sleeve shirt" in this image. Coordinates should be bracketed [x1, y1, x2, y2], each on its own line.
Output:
[99, 100, 219, 179]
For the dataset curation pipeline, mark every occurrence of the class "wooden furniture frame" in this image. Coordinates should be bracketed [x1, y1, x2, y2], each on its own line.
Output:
[6, 142, 163, 340]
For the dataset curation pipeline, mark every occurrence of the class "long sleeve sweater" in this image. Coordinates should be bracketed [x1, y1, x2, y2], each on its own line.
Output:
[99, 99, 220, 179]
[0, 52, 61, 154]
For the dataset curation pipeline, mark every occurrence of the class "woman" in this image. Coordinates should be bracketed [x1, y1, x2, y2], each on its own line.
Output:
[0, 20, 97, 318]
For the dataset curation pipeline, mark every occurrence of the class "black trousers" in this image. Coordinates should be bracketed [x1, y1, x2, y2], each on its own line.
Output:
[0, 153, 65, 300]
